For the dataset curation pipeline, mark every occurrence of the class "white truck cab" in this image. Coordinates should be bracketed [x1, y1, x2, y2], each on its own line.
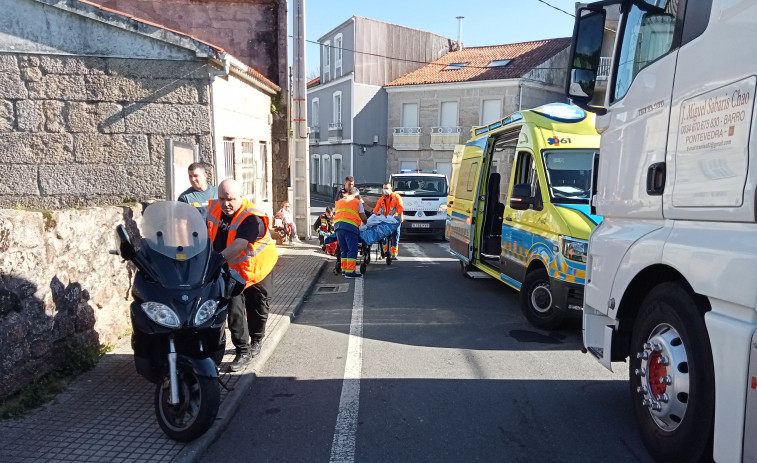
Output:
[391, 171, 448, 240]
[567, 1, 757, 462]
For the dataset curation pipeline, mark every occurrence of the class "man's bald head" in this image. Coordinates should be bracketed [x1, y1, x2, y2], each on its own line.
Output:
[217, 179, 244, 216]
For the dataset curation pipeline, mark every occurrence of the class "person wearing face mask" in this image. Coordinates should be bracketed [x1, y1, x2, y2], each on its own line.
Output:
[373, 182, 404, 259]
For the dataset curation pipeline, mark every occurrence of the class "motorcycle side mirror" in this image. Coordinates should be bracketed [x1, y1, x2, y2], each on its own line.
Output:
[226, 269, 246, 298]
[113, 225, 136, 260]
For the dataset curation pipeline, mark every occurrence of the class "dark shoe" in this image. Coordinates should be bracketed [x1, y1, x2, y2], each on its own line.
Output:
[250, 341, 262, 357]
[230, 352, 252, 372]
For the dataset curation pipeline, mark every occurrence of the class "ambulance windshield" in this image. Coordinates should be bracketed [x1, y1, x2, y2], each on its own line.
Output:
[542, 150, 595, 204]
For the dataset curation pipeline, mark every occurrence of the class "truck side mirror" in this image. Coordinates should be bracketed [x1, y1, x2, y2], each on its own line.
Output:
[566, 7, 607, 115]
[510, 184, 536, 211]
[113, 225, 136, 260]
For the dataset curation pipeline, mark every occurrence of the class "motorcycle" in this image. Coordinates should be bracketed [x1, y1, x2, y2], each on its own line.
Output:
[111, 201, 245, 441]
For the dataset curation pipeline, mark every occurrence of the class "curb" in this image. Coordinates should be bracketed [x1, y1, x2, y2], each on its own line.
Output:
[174, 257, 328, 463]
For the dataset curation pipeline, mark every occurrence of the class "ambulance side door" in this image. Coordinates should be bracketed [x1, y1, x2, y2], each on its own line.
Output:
[448, 138, 486, 262]
[501, 150, 538, 284]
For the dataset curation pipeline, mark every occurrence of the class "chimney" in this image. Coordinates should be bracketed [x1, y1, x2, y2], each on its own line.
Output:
[456, 16, 464, 51]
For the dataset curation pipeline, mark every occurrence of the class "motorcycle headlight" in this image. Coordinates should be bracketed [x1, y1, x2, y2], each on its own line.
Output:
[141, 302, 180, 328]
[194, 299, 219, 326]
[559, 235, 588, 263]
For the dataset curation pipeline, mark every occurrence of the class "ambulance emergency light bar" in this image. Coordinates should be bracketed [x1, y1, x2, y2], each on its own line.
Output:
[399, 169, 438, 173]
[472, 103, 586, 137]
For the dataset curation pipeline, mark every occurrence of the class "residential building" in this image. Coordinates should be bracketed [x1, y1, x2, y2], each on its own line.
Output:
[95, 0, 291, 208]
[0, 0, 279, 213]
[308, 16, 454, 196]
[385, 39, 572, 179]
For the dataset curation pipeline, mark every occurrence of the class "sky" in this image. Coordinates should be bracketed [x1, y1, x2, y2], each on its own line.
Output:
[289, 0, 579, 77]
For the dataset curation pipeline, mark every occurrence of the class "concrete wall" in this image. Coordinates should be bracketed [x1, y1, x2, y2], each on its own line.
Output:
[0, 52, 214, 209]
[0, 205, 142, 400]
[353, 85, 388, 183]
[319, 18, 354, 82]
[309, 77, 352, 141]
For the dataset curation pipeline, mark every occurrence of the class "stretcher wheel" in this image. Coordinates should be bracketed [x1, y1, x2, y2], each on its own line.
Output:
[365, 251, 371, 264]
[386, 255, 392, 265]
[360, 262, 367, 274]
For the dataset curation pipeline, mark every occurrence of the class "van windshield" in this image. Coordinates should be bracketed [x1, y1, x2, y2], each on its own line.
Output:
[542, 150, 595, 204]
[392, 176, 448, 197]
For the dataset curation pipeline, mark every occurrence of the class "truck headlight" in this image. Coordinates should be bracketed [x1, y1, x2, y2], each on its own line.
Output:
[141, 302, 180, 328]
[194, 299, 219, 326]
[559, 235, 588, 263]
[438, 204, 447, 213]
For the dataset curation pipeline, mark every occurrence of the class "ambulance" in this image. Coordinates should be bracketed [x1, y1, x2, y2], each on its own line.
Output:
[447, 103, 600, 329]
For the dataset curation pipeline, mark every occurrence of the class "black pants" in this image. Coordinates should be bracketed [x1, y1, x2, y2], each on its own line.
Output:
[227, 270, 273, 353]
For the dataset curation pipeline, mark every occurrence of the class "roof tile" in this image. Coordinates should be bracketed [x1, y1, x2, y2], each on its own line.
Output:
[386, 38, 571, 86]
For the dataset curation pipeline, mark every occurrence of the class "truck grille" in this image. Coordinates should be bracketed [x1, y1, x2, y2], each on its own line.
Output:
[404, 210, 437, 217]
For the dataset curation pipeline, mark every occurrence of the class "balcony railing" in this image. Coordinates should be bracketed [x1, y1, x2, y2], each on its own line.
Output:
[328, 122, 342, 142]
[430, 126, 462, 150]
[309, 126, 320, 144]
[597, 57, 611, 81]
[392, 127, 422, 150]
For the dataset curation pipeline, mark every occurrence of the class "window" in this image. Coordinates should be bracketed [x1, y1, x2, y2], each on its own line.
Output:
[332, 155, 342, 186]
[312, 154, 321, 187]
[321, 154, 331, 186]
[334, 33, 343, 77]
[257, 141, 269, 201]
[613, 4, 676, 101]
[486, 59, 511, 67]
[401, 103, 418, 128]
[513, 151, 538, 197]
[481, 99, 502, 125]
[440, 101, 458, 128]
[333, 92, 342, 125]
[323, 40, 331, 81]
[223, 139, 234, 179]
[443, 63, 468, 70]
[311, 98, 319, 129]
[240, 141, 255, 196]
[400, 160, 418, 172]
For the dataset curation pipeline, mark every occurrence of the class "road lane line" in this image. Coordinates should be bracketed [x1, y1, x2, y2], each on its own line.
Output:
[329, 276, 364, 463]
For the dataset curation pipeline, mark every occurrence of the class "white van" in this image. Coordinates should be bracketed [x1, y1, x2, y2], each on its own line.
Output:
[390, 172, 448, 240]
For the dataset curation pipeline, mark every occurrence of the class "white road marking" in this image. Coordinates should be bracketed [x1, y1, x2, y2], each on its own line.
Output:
[329, 276, 364, 463]
[401, 242, 435, 264]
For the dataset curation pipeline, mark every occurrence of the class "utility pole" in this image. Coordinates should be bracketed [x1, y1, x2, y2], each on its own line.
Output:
[292, 0, 311, 239]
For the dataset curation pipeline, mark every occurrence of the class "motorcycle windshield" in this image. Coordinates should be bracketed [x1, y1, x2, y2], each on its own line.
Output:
[142, 201, 209, 261]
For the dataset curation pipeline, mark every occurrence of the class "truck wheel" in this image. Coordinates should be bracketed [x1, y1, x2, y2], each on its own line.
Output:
[629, 282, 714, 463]
[519, 268, 564, 330]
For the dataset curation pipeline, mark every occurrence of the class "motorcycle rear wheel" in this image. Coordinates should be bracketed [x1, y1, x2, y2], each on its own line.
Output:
[155, 364, 220, 441]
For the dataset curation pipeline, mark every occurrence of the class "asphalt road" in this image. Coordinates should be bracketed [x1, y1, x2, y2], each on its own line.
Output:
[202, 208, 654, 463]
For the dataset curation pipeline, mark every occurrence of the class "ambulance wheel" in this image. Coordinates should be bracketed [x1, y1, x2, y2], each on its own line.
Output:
[520, 268, 563, 330]
[360, 262, 367, 274]
[629, 283, 714, 463]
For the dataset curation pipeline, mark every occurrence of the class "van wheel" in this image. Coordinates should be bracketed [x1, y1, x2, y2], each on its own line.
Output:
[629, 283, 714, 463]
[520, 268, 564, 330]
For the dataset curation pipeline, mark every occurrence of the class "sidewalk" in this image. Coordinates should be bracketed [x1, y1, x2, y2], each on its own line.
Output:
[0, 242, 329, 463]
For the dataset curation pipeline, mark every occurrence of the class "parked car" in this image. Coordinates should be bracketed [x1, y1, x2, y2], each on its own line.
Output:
[354, 183, 383, 211]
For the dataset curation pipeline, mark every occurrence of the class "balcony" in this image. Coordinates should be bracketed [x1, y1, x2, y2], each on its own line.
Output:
[328, 122, 342, 143]
[309, 126, 320, 144]
[430, 126, 462, 150]
[597, 56, 611, 82]
[392, 127, 422, 150]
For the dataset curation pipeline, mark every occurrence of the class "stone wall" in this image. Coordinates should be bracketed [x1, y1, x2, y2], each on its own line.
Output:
[0, 205, 142, 400]
[0, 53, 214, 210]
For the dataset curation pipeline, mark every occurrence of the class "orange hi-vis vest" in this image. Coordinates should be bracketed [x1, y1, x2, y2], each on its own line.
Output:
[334, 195, 362, 229]
[373, 192, 404, 222]
[207, 198, 278, 287]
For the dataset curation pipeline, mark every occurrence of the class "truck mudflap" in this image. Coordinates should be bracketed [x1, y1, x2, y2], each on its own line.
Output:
[583, 306, 616, 371]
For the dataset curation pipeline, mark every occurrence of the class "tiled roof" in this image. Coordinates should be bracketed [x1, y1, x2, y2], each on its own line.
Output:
[48, 0, 280, 92]
[307, 77, 321, 88]
[386, 38, 571, 87]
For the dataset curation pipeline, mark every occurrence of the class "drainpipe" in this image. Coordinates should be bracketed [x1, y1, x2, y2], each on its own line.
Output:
[209, 54, 230, 180]
[518, 80, 523, 111]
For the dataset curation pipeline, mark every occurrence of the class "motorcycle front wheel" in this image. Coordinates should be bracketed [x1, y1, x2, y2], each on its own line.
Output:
[155, 364, 220, 441]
